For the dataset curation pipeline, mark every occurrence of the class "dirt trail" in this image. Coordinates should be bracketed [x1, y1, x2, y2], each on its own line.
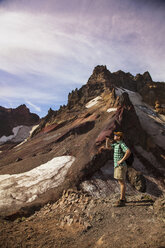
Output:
[0, 190, 164, 248]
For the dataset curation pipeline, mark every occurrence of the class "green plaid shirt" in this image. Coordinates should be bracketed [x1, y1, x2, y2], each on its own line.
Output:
[111, 141, 128, 168]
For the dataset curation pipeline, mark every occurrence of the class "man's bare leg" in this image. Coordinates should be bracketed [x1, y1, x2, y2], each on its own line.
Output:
[118, 179, 126, 200]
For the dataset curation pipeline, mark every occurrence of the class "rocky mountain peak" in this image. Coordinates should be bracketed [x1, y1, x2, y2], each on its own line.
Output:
[142, 71, 152, 82]
[0, 104, 40, 137]
[92, 65, 108, 74]
[16, 104, 28, 111]
[87, 65, 112, 85]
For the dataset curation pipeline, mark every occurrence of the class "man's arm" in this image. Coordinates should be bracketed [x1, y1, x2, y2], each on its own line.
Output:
[117, 148, 131, 165]
[98, 137, 113, 153]
[106, 137, 113, 149]
[106, 137, 110, 149]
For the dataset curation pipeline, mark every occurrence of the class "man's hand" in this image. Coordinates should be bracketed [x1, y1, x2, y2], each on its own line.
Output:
[117, 160, 122, 165]
[117, 149, 131, 165]
[98, 146, 105, 153]
[98, 146, 110, 153]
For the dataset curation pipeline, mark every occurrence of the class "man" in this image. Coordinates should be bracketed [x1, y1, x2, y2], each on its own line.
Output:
[106, 131, 131, 207]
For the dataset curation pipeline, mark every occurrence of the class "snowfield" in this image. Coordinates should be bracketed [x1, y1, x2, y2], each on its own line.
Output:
[85, 96, 102, 108]
[115, 87, 165, 149]
[0, 156, 76, 212]
[107, 108, 117, 113]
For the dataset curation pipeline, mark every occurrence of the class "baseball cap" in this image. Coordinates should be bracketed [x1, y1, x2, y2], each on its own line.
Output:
[114, 131, 123, 138]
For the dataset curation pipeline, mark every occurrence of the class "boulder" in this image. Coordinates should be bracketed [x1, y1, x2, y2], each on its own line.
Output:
[127, 167, 146, 192]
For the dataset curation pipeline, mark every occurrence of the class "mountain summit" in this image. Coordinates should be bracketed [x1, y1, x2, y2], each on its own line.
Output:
[0, 104, 40, 137]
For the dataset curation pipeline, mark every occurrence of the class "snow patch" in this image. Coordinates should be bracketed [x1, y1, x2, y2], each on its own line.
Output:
[0, 125, 36, 145]
[115, 87, 125, 96]
[85, 96, 102, 108]
[0, 156, 76, 211]
[107, 108, 117, 113]
[0, 126, 23, 143]
[115, 87, 134, 96]
[115, 87, 164, 123]
[29, 124, 39, 137]
[15, 124, 40, 148]
[15, 139, 28, 148]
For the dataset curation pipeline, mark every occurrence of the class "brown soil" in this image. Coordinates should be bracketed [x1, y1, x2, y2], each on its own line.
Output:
[0, 191, 164, 248]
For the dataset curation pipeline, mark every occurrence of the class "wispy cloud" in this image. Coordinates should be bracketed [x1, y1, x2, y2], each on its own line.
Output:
[26, 101, 41, 112]
[0, 0, 164, 116]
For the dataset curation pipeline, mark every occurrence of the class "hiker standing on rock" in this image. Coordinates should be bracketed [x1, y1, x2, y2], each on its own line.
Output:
[106, 132, 131, 207]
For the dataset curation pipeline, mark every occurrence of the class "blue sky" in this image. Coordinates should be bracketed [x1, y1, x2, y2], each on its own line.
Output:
[0, 0, 164, 117]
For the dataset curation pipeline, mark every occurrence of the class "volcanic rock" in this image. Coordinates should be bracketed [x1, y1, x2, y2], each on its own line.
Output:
[127, 167, 146, 192]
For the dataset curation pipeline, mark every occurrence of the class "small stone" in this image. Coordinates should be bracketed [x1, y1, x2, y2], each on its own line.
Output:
[51, 205, 58, 210]
[67, 218, 73, 225]
[73, 217, 79, 223]
[79, 217, 83, 224]
[84, 221, 92, 230]
[15, 218, 22, 223]
[81, 206, 86, 211]
[15, 157, 22, 162]
[43, 209, 50, 215]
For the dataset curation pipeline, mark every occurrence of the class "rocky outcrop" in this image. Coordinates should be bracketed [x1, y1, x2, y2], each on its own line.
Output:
[0, 105, 40, 137]
[87, 65, 112, 86]
[139, 82, 165, 107]
[127, 167, 146, 192]
[155, 100, 165, 114]
[95, 92, 147, 148]
[67, 83, 105, 109]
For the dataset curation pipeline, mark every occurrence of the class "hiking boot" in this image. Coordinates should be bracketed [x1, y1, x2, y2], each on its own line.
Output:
[114, 199, 125, 207]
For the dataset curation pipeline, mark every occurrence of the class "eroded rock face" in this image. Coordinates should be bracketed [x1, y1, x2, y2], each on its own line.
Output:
[139, 82, 165, 106]
[95, 92, 146, 148]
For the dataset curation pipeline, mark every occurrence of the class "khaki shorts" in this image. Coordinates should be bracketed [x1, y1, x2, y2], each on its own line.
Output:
[114, 165, 127, 180]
